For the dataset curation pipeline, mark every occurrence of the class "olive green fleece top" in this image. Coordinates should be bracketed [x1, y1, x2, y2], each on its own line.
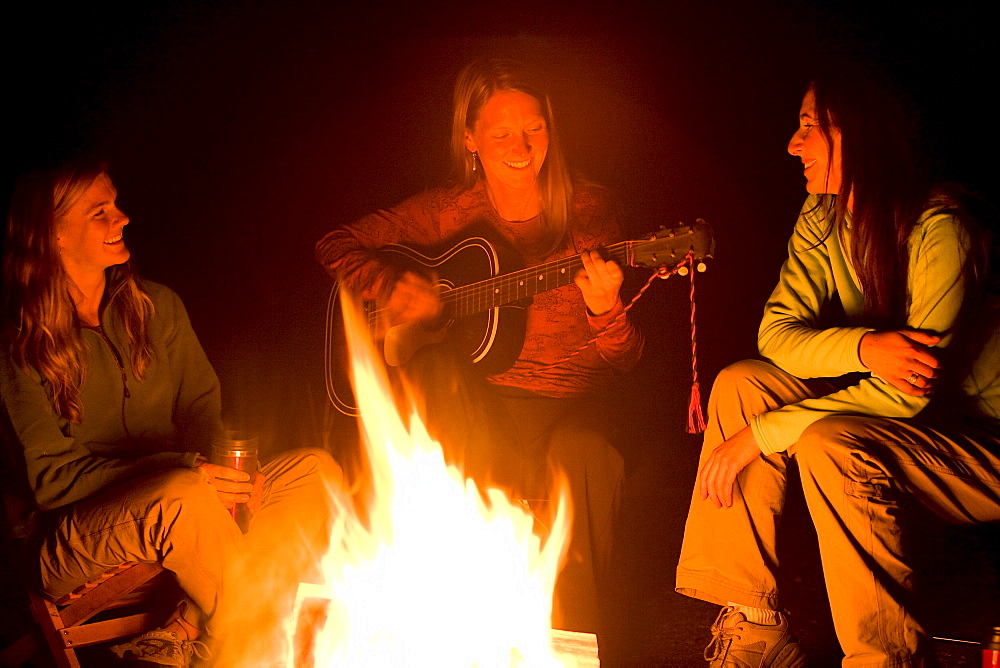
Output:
[752, 195, 1000, 455]
[1, 271, 221, 511]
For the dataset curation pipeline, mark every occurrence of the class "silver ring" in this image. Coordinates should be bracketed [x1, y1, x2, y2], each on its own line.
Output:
[907, 372, 919, 385]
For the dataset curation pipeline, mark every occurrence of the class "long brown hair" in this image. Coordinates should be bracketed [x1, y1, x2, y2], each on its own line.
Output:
[451, 58, 574, 253]
[809, 68, 932, 327]
[3, 162, 154, 423]
[809, 68, 993, 328]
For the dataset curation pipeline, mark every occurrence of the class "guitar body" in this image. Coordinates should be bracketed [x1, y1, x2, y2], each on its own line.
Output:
[326, 236, 528, 417]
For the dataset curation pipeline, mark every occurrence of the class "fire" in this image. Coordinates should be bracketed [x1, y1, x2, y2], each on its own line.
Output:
[291, 289, 574, 667]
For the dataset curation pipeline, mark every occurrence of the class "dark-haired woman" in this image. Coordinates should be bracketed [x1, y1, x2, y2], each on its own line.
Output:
[316, 58, 644, 633]
[1, 163, 342, 667]
[675, 75, 1000, 666]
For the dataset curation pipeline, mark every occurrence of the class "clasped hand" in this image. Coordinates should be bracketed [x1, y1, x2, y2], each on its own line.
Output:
[859, 329, 941, 396]
[575, 250, 623, 316]
[196, 459, 265, 514]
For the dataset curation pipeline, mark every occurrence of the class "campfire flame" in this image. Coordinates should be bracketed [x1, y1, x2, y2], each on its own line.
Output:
[293, 289, 573, 667]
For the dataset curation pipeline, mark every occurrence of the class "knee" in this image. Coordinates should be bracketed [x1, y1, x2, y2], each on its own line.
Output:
[710, 359, 781, 401]
[268, 447, 345, 493]
[144, 468, 214, 504]
[795, 416, 893, 495]
[301, 447, 345, 490]
[549, 420, 609, 453]
[125, 468, 222, 523]
[796, 415, 870, 458]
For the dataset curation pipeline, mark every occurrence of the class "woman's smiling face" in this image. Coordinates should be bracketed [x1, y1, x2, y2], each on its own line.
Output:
[464, 89, 549, 196]
[57, 173, 131, 278]
[788, 88, 843, 195]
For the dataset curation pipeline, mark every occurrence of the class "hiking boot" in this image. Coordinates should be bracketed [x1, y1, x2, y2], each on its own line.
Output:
[704, 606, 806, 667]
[111, 628, 210, 667]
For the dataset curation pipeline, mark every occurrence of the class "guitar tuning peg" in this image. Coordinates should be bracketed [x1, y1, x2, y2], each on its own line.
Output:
[677, 265, 690, 277]
[696, 262, 707, 273]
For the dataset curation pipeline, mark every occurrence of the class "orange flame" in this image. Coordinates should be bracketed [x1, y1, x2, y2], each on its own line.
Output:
[291, 289, 573, 666]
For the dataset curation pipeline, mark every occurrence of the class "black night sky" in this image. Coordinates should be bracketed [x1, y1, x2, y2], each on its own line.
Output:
[4, 0, 997, 453]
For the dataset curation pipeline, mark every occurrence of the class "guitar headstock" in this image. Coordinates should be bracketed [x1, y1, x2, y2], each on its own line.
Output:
[629, 218, 715, 272]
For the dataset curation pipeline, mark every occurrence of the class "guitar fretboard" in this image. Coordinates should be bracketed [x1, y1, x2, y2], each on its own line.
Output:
[441, 241, 634, 318]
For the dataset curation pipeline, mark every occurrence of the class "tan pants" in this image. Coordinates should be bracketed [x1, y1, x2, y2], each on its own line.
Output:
[39, 448, 343, 664]
[676, 360, 1000, 667]
[498, 391, 624, 635]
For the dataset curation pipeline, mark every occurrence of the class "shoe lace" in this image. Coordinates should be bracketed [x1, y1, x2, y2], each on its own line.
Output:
[704, 605, 742, 662]
[184, 638, 212, 662]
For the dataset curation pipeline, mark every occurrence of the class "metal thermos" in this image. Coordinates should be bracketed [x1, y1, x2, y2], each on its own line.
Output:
[210, 432, 259, 534]
[984, 626, 1000, 668]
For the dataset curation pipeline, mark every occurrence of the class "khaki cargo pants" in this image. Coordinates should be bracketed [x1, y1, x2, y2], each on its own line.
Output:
[676, 360, 1000, 667]
[39, 448, 342, 664]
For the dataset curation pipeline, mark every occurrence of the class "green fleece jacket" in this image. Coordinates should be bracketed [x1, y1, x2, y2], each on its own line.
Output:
[1, 271, 221, 511]
[752, 195, 1000, 455]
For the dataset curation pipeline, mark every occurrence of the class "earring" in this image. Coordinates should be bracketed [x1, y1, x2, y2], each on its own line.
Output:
[471, 151, 478, 173]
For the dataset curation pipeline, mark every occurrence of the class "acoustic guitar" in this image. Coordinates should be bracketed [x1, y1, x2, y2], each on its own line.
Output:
[326, 219, 714, 416]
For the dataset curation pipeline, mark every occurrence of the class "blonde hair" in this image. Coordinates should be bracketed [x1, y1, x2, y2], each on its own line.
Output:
[3, 162, 154, 423]
[451, 58, 574, 253]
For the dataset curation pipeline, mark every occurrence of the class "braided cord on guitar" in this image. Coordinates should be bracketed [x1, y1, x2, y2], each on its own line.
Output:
[687, 255, 706, 433]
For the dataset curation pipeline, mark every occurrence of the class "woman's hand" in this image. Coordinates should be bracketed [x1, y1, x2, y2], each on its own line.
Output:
[382, 271, 442, 329]
[859, 330, 941, 396]
[197, 461, 263, 511]
[246, 470, 265, 514]
[698, 426, 762, 508]
[575, 250, 623, 316]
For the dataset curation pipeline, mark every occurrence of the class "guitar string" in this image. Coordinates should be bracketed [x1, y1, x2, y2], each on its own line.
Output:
[363, 240, 633, 320]
[451, 243, 635, 312]
[447, 254, 582, 315]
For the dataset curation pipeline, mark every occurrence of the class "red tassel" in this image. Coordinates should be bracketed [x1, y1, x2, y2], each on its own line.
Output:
[687, 254, 707, 434]
[687, 381, 706, 434]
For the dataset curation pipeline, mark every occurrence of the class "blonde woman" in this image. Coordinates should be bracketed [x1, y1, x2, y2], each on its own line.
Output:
[2, 161, 341, 666]
[317, 58, 644, 632]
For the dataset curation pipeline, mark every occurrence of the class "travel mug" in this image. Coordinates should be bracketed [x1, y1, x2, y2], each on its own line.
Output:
[210, 431, 259, 534]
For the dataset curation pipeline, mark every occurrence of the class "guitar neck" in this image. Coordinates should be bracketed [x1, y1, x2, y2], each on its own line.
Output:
[440, 240, 632, 318]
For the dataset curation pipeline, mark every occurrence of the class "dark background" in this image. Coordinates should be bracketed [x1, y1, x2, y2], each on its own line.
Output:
[5, 0, 996, 444]
[3, 0, 998, 664]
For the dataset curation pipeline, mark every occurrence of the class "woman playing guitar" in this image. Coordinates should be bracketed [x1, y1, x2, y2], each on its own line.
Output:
[316, 57, 645, 634]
